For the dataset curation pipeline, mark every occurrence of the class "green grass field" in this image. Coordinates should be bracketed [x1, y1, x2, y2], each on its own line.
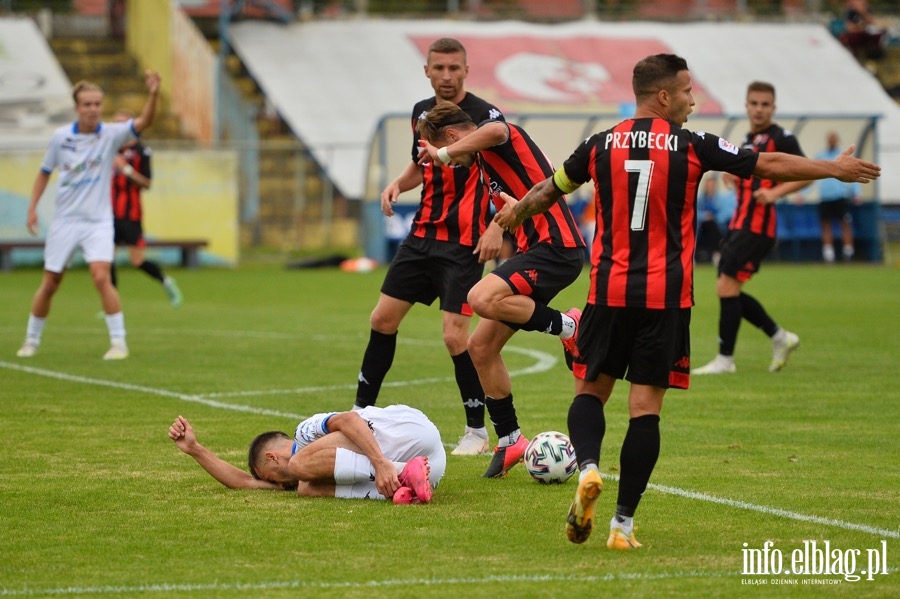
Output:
[1, 259, 898, 598]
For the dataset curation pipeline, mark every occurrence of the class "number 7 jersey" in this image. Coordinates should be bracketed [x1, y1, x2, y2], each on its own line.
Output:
[557, 117, 759, 309]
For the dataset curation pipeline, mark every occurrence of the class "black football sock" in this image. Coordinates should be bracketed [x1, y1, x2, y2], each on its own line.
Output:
[139, 260, 166, 283]
[452, 350, 485, 428]
[354, 329, 397, 409]
[485, 393, 518, 438]
[110, 262, 118, 288]
[739, 292, 779, 337]
[719, 296, 742, 356]
[616, 414, 660, 518]
[567, 393, 606, 469]
[519, 303, 562, 335]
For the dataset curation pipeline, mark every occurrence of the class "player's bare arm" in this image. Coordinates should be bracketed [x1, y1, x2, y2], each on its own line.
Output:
[473, 220, 504, 263]
[494, 177, 564, 231]
[132, 69, 160, 134]
[307, 411, 401, 498]
[168, 416, 281, 490]
[381, 162, 423, 216]
[27, 171, 51, 236]
[754, 146, 880, 184]
[114, 154, 151, 190]
[418, 121, 508, 166]
[753, 180, 811, 205]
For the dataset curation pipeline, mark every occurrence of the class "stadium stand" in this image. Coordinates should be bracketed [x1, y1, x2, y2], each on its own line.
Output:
[3, 2, 899, 264]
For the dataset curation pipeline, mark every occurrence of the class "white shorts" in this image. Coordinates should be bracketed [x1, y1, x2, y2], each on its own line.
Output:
[44, 219, 114, 273]
[334, 404, 447, 500]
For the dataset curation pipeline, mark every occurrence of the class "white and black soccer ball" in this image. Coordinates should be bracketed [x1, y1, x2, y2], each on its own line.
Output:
[524, 431, 577, 484]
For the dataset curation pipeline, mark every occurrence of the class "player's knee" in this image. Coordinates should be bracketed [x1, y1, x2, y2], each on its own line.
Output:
[442, 330, 468, 355]
[467, 290, 493, 318]
[466, 335, 489, 363]
[369, 311, 399, 334]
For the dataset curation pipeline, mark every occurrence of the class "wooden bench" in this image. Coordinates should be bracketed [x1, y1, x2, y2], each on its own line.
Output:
[0, 239, 209, 271]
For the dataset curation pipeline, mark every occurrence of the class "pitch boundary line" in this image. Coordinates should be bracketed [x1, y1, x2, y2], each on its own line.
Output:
[2, 359, 898, 542]
[0, 570, 730, 596]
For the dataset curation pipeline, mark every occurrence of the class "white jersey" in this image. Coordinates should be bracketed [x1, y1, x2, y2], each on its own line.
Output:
[41, 120, 137, 223]
[293, 404, 445, 464]
[293, 404, 447, 500]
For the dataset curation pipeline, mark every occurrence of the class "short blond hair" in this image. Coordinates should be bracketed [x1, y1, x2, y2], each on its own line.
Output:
[72, 80, 102, 104]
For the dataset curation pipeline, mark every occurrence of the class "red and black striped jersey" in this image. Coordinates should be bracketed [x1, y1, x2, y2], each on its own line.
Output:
[111, 142, 151, 222]
[728, 123, 804, 239]
[560, 118, 758, 309]
[409, 93, 504, 246]
[480, 122, 585, 252]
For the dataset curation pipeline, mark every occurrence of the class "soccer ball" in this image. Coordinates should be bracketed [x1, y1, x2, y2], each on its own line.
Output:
[524, 431, 577, 484]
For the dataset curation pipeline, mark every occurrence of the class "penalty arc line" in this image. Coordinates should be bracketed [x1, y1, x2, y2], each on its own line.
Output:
[2, 358, 898, 542]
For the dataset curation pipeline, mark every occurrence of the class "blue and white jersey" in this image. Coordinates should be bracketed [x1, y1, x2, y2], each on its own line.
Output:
[290, 405, 447, 490]
[292, 411, 339, 454]
[290, 404, 441, 461]
[41, 120, 137, 223]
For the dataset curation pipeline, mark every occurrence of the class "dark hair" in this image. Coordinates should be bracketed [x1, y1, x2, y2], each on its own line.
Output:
[632, 54, 689, 102]
[427, 37, 466, 63]
[747, 81, 776, 98]
[247, 431, 291, 479]
[416, 101, 476, 142]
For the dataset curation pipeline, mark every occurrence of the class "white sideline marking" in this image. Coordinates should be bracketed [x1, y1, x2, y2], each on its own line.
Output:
[2, 358, 897, 543]
[198, 345, 557, 399]
[0, 570, 729, 596]
[603, 474, 900, 540]
[0, 360, 306, 421]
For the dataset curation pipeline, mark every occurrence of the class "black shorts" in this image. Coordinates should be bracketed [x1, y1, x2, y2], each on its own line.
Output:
[818, 199, 852, 223]
[573, 304, 691, 390]
[717, 229, 774, 283]
[491, 244, 583, 304]
[114, 219, 144, 247]
[381, 235, 483, 315]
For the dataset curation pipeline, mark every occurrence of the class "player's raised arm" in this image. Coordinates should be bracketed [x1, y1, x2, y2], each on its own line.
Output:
[168, 416, 281, 490]
[754, 146, 880, 184]
[132, 70, 160, 135]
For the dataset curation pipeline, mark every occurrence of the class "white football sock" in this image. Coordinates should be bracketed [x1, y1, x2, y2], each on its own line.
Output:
[497, 429, 521, 448]
[579, 463, 599, 482]
[25, 314, 46, 343]
[560, 313, 576, 339]
[105, 312, 126, 345]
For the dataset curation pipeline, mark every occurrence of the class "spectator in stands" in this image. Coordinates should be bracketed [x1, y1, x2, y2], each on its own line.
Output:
[16, 71, 160, 360]
[693, 81, 812, 376]
[841, 0, 888, 60]
[696, 175, 724, 265]
[816, 131, 860, 262]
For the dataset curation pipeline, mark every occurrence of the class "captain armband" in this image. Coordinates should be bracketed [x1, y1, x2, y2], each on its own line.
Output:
[552, 168, 581, 194]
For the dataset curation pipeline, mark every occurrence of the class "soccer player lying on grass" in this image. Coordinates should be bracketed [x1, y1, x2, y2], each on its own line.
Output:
[168, 405, 445, 504]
